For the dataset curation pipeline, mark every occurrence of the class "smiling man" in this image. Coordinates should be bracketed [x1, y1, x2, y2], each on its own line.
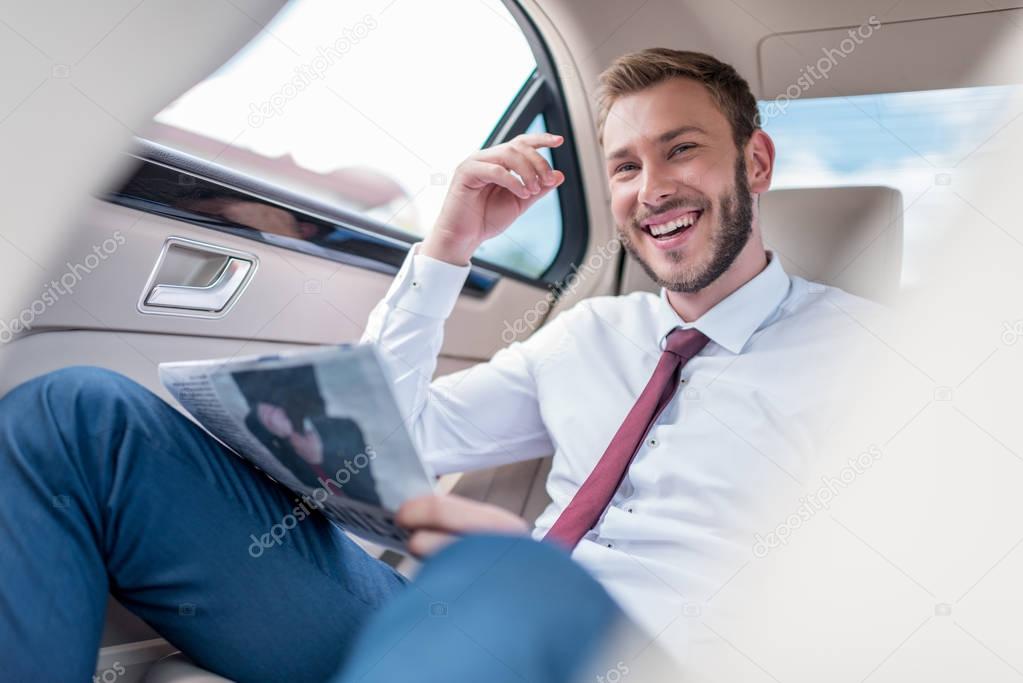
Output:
[0, 48, 881, 682]
[371, 46, 882, 668]
[601, 55, 767, 314]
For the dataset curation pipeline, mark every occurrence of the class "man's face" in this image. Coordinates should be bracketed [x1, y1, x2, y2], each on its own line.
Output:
[603, 77, 754, 293]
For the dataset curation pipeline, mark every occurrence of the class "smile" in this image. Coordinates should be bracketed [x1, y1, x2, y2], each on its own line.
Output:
[641, 209, 702, 241]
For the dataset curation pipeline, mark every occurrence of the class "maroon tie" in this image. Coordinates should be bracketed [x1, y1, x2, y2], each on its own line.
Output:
[544, 326, 710, 550]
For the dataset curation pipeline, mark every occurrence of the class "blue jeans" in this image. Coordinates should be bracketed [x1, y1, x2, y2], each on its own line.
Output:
[0, 367, 625, 682]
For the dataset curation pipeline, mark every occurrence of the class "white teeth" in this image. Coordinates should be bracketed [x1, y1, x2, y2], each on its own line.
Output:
[648, 213, 698, 236]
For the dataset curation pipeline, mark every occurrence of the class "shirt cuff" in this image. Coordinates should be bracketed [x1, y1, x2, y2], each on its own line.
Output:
[382, 242, 472, 319]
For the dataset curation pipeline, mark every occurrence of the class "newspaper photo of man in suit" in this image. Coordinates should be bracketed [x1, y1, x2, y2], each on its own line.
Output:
[231, 364, 382, 506]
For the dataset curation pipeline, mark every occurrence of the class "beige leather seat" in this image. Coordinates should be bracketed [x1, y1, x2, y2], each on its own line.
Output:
[761, 185, 903, 303]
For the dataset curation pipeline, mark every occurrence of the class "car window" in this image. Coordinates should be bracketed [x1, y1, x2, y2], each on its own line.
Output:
[760, 84, 1023, 287]
[144, 0, 562, 278]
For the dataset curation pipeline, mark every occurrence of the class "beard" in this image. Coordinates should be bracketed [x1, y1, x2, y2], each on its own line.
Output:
[618, 155, 754, 293]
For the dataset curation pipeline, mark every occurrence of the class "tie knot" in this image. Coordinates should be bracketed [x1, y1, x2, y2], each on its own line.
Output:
[663, 326, 710, 360]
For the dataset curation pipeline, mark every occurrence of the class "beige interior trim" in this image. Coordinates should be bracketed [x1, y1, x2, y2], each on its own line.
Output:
[760, 8, 1023, 100]
[0, 199, 561, 363]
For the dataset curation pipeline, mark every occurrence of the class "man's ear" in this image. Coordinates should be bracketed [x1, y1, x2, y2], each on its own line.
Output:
[745, 129, 775, 195]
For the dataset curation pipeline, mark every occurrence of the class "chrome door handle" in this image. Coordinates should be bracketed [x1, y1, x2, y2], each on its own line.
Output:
[145, 257, 252, 312]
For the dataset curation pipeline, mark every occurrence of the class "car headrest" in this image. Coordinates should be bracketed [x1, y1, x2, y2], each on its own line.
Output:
[760, 186, 903, 304]
[619, 185, 903, 304]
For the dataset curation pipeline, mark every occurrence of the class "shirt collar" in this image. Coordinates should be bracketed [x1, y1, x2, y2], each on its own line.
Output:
[655, 250, 791, 355]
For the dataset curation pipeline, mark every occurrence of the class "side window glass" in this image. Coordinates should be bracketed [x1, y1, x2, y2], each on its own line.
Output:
[145, 0, 563, 278]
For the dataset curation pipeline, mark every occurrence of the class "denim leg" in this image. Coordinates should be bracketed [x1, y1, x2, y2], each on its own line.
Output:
[331, 534, 630, 683]
[0, 366, 407, 682]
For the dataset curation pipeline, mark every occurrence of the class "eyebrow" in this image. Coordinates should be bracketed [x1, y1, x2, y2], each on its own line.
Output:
[605, 125, 708, 162]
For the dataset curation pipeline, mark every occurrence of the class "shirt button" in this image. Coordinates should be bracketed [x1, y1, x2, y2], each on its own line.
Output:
[627, 507, 634, 513]
[606, 542, 613, 549]
[411, 280, 420, 289]
[647, 437, 659, 448]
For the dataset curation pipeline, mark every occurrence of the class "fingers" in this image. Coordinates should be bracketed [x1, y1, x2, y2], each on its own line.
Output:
[513, 131, 564, 149]
[508, 144, 556, 191]
[514, 169, 564, 215]
[405, 529, 457, 559]
[396, 494, 529, 536]
[398, 494, 529, 559]
[480, 134, 560, 186]
[458, 159, 532, 199]
[475, 132, 564, 192]
[476, 145, 540, 194]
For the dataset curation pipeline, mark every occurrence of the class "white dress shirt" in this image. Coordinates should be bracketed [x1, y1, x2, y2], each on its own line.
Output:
[360, 242, 885, 660]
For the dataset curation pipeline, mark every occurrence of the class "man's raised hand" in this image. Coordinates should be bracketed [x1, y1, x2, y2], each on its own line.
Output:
[423, 132, 565, 265]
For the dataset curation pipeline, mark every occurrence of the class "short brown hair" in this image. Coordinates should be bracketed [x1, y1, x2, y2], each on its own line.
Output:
[595, 48, 761, 150]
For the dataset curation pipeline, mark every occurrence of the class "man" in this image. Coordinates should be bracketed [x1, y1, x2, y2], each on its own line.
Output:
[0, 49, 879, 681]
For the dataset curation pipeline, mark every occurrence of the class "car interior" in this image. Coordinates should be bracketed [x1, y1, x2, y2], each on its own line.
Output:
[1, 0, 1021, 680]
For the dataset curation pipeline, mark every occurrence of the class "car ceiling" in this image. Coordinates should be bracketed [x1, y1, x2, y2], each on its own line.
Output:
[530, 0, 1023, 98]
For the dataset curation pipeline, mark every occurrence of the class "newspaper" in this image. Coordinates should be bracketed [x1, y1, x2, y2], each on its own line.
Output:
[159, 344, 436, 552]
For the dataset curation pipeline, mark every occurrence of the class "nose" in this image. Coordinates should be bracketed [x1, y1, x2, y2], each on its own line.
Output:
[637, 166, 676, 208]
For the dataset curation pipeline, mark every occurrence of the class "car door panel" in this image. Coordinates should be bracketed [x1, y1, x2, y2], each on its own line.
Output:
[0, 196, 547, 400]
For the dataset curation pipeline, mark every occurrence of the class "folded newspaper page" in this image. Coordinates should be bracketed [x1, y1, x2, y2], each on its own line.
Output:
[159, 344, 436, 552]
